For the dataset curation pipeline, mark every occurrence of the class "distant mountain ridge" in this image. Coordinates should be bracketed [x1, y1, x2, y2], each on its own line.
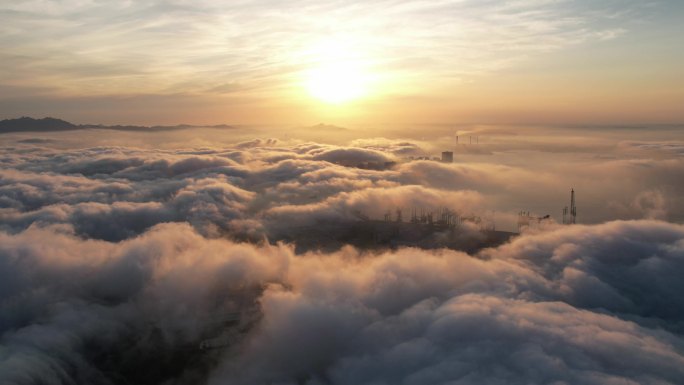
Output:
[0, 117, 234, 133]
[0, 117, 76, 133]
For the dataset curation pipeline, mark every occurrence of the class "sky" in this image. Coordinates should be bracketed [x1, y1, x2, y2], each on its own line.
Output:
[1, 0, 683, 125]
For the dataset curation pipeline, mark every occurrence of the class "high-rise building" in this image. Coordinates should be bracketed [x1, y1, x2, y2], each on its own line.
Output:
[441, 151, 453, 163]
[562, 189, 577, 224]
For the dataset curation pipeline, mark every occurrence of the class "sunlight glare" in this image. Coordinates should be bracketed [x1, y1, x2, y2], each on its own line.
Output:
[303, 38, 372, 104]
[306, 63, 368, 104]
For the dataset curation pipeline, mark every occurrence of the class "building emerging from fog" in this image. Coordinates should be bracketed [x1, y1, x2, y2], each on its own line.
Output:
[562, 188, 577, 224]
[279, 206, 514, 254]
[406, 150, 455, 163]
[441, 151, 453, 163]
[517, 211, 552, 231]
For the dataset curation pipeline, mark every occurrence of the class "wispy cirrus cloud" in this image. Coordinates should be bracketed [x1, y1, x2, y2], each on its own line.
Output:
[0, 0, 641, 99]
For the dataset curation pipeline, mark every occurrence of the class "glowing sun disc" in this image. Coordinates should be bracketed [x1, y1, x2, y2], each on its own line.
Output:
[305, 63, 368, 104]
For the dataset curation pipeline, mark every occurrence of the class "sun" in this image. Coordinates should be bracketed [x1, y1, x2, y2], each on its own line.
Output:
[301, 38, 372, 104]
[305, 62, 368, 104]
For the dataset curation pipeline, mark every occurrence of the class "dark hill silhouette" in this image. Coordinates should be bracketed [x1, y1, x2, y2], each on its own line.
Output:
[0, 117, 76, 133]
[309, 123, 349, 131]
[0, 117, 235, 133]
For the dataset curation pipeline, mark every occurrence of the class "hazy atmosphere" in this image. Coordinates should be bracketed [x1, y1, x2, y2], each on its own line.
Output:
[2, 0, 683, 125]
[2, 1, 684, 385]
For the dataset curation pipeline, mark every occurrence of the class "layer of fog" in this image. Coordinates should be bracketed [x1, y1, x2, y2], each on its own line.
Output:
[2, 125, 684, 384]
[2, 124, 683, 236]
[2, 221, 684, 384]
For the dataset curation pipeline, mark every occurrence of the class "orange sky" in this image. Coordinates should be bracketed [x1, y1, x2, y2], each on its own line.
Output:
[0, 1, 682, 126]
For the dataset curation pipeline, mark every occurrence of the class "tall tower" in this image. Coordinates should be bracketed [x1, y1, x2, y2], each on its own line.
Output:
[569, 188, 577, 224]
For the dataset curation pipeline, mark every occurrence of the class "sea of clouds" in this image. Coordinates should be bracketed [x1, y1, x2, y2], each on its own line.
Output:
[2, 126, 684, 384]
